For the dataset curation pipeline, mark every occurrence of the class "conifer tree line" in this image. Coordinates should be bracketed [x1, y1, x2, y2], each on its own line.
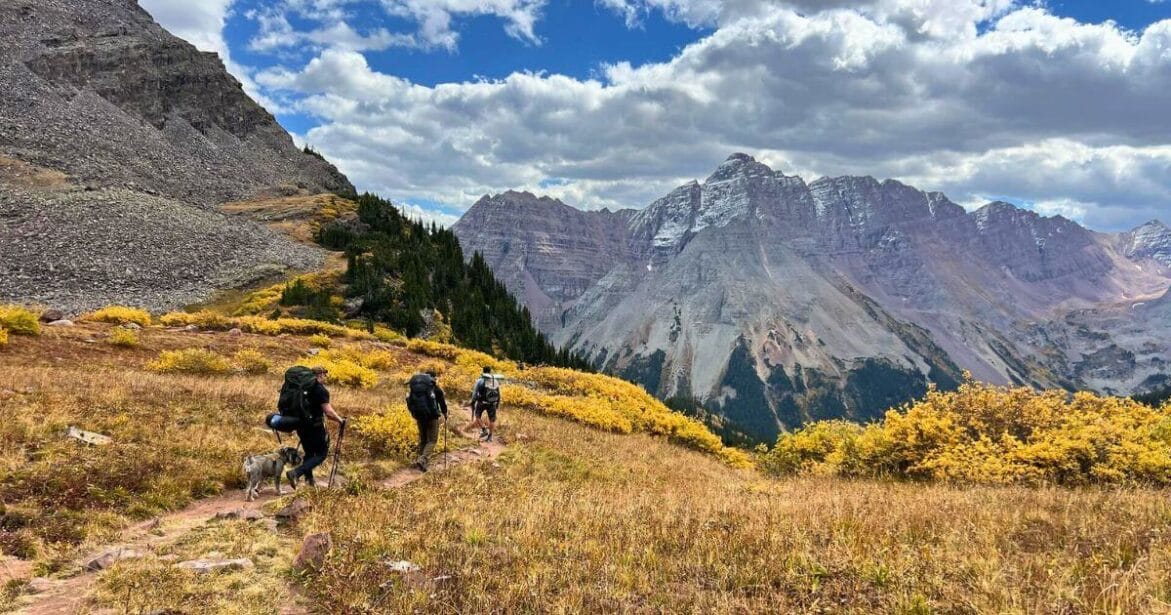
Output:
[316, 193, 592, 370]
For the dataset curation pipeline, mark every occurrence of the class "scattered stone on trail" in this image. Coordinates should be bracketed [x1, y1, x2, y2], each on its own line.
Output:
[121, 322, 142, 330]
[292, 532, 332, 571]
[276, 497, 312, 523]
[183, 324, 198, 332]
[176, 558, 254, 574]
[215, 508, 265, 521]
[39, 309, 64, 322]
[468, 449, 483, 457]
[84, 338, 97, 343]
[307, 347, 321, 356]
[46, 319, 74, 326]
[227, 328, 242, 336]
[85, 547, 144, 571]
[26, 577, 57, 594]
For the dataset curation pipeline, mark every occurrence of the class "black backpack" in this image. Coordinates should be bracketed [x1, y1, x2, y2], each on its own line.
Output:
[480, 376, 501, 409]
[406, 373, 439, 420]
[277, 366, 318, 425]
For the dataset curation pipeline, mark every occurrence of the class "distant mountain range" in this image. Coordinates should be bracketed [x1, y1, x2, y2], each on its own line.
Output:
[454, 154, 1171, 442]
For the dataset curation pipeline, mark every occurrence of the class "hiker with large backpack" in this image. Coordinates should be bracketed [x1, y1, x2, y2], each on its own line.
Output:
[268, 365, 346, 487]
[406, 370, 448, 472]
[468, 366, 502, 442]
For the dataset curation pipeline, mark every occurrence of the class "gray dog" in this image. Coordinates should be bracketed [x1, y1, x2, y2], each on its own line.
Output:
[243, 447, 303, 501]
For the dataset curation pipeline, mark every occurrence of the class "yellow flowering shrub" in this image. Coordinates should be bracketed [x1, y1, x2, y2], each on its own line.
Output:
[0, 328, 8, 347]
[518, 366, 751, 466]
[147, 348, 232, 375]
[405, 338, 461, 361]
[314, 346, 397, 371]
[0, 305, 40, 335]
[158, 310, 232, 330]
[105, 328, 140, 347]
[233, 284, 284, 316]
[295, 359, 378, 389]
[373, 326, 407, 345]
[508, 386, 634, 433]
[84, 306, 152, 327]
[763, 380, 1171, 485]
[309, 333, 333, 348]
[233, 349, 271, 374]
[355, 403, 418, 457]
[157, 311, 373, 340]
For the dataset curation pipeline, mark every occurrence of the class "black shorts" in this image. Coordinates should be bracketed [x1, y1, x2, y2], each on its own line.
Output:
[474, 404, 498, 422]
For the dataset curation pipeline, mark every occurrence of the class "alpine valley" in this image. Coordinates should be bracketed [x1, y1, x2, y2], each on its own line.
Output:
[454, 154, 1171, 442]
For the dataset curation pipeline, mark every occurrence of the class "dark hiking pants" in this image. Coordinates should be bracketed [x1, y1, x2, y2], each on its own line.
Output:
[294, 425, 329, 486]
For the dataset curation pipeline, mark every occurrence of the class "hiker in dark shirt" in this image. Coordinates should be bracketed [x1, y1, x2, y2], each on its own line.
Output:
[287, 366, 345, 487]
[406, 370, 448, 472]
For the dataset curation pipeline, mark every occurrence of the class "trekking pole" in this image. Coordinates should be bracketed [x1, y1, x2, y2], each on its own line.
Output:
[328, 419, 347, 489]
[444, 412, 449, 470]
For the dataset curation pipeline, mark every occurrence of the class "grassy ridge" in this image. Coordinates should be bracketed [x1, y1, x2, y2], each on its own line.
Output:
[3, 308, 1171, 612]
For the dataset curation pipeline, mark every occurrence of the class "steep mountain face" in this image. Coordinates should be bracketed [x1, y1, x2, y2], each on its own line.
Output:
[0, 0, 353, 203]
[454, 154, 1171, 442]
[455, 191, 633, 332]
[0, 0, 356, 312]
[1121, 220, 1171, 269]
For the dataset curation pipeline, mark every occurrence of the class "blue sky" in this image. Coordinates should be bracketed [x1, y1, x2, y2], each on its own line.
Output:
[143, 0, 1171, 230]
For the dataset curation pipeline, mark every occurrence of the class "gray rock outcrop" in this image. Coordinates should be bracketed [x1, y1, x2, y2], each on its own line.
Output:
[0, 0, 353, 313]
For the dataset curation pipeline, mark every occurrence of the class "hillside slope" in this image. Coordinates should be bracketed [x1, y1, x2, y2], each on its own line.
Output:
[0, 0, 355, 313]
[454, 155, 1171, 441]
[2, 319, 1170, 613]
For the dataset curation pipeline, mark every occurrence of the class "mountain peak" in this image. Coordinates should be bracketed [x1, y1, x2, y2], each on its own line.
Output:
[706, 152, 776, 184]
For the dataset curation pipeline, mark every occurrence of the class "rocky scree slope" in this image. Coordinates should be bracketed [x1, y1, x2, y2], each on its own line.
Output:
[454, 154, 1171, 442]
[0, 0, 355, 312]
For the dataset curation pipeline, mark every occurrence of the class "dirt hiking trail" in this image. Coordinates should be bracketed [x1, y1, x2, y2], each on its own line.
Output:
[11, 434, 506, 614]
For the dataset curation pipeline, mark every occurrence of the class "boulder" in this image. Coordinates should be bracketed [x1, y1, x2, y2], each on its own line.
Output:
[275, 497, 312, 523]
[121, 322, 142, 330]
[46, 319, 74, 327]
[85, 547, 145, 571]
[291, 532, 332, 571]
[227, 328, 242, 336]
[39, 309, 64, 322]
[176, 558, 253, 574]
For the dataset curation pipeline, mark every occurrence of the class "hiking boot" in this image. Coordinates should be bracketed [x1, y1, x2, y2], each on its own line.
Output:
[480, 428, 489, 438]
[285, 469, 298, 489]
[418, 463, 428, 473]
[484, 433, 493, 442]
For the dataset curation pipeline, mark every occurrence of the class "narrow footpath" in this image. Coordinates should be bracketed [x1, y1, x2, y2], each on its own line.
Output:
[12, 434, 506, 614]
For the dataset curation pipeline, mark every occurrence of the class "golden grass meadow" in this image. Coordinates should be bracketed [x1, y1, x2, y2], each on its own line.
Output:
[2, 304, 1171, 613]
